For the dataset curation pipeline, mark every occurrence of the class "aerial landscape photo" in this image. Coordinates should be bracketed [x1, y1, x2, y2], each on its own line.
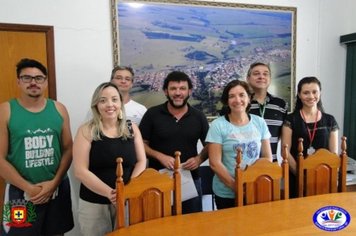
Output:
[117, 2, 295, 116]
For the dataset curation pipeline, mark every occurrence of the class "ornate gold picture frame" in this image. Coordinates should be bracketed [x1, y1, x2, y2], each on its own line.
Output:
[111, 0, 296, 115]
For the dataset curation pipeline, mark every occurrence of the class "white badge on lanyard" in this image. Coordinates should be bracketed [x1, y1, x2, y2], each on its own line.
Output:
[307, 146, 315, 155]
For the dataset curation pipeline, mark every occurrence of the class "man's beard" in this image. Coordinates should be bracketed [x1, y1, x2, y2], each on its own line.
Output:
[167, 95, 189, 109]
[28, 94, 41, 98]
[27, 86, 41, 98]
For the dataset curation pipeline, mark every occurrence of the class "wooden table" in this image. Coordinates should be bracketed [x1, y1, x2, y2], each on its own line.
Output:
[107, 192, 356, 236]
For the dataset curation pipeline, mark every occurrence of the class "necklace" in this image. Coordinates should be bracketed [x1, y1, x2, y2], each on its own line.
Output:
[300, 109, 319, 155]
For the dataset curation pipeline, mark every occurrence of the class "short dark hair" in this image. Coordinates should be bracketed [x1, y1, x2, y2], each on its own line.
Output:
[110, 66, 134, 81]
[16, 58, 47, 77]
[162, 71, 193, 90]
[220, 79, 253, 114]
[247, 62, 271, 77]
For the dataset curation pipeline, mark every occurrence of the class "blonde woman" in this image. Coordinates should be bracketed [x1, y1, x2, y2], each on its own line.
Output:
[73, 82, 146, 236]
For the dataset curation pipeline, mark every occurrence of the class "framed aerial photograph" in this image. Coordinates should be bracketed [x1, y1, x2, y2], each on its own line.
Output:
[111, 0, 297, 117]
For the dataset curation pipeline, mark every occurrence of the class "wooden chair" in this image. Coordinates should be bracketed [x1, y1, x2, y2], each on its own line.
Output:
[297, 136, 347, 197]
[235, 147, 289, 206]
[116, 151, 182, 229]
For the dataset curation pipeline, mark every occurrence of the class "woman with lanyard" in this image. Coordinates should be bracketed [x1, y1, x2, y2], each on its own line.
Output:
[281, 76, 339, 198]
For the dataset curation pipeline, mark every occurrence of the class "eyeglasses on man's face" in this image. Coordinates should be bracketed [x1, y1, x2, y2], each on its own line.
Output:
[113, 76, 133, 82]
[19, 75, 47, 84]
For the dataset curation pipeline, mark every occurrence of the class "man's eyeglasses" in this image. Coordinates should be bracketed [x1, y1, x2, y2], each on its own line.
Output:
[113, 76, 133, 82]
[19, 75, 47, 84]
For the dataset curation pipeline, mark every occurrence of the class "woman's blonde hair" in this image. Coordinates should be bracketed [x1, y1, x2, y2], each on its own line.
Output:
[87, 82, 131, 140]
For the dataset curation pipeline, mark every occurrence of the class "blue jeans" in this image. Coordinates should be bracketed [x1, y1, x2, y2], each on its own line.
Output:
[182, 178, 202, 214]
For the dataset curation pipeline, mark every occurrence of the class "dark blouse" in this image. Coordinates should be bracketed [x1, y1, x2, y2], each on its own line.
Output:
[283, 111, 339, 160]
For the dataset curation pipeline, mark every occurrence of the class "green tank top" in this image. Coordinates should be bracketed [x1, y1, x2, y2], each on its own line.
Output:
[7, 99, 63, 184]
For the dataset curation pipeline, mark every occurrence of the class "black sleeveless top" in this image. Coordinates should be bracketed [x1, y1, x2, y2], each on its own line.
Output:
[79, 133, 137, 204]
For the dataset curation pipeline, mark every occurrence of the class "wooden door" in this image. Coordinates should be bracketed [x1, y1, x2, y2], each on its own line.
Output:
[0, 23, 56, 223]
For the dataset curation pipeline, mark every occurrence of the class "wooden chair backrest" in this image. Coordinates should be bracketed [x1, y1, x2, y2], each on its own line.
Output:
[297, 137, 347, 197]
[235, 147, 289, 207]
[116, 151, 182, 229]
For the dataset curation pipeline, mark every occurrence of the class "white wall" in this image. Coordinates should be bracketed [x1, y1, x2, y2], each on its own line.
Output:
[0, 0, 354, 235]
[317, 0, 350, 134]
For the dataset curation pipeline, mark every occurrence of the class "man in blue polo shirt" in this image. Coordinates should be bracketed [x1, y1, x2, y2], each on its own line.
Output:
[247, 62, 288, 162]
[139, 71, 209, 214]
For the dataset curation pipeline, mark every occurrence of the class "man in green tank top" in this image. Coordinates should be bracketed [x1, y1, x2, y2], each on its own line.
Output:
[0, 58, 74, 235]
